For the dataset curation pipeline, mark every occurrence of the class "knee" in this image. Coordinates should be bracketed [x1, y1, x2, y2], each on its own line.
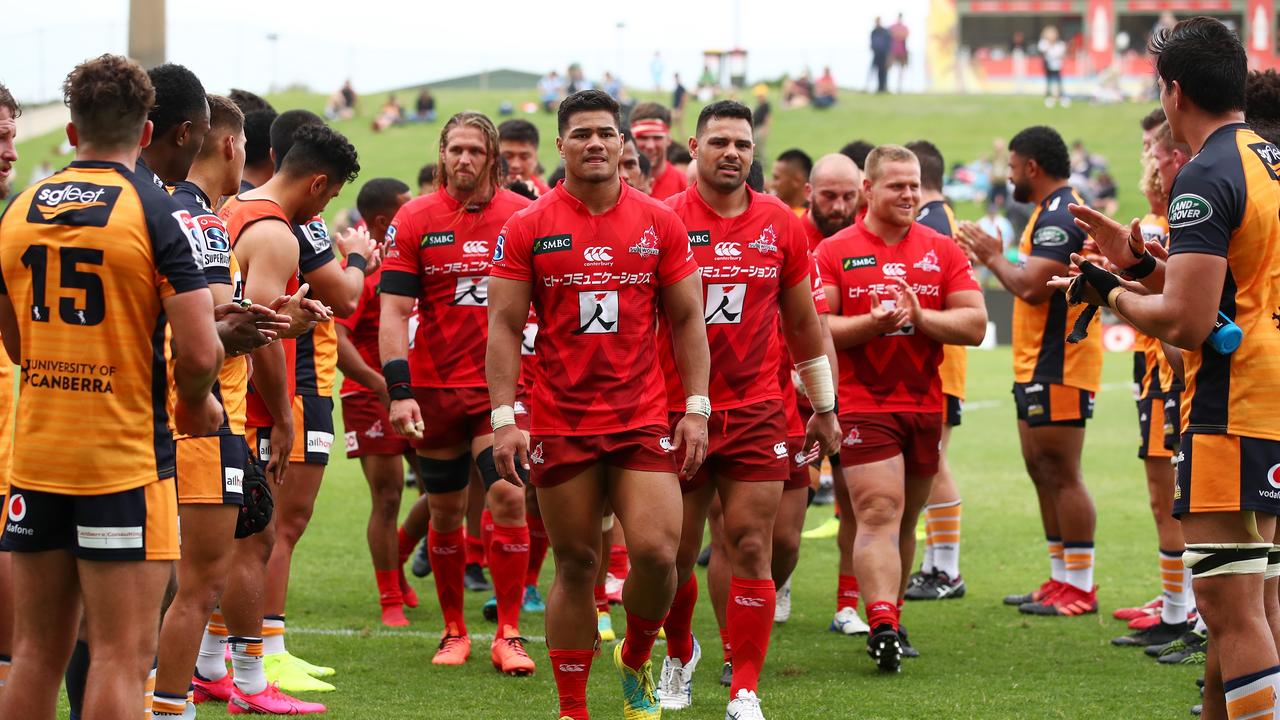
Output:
[487, 486, 525, 525]
[372, 489, 401, 523]
[626, 537, 678, 577]
[275, 507, 314, 545]
[855, 494, 902, 528]
[427, 495, 466, 531]
[772, 531, 801, 562]
[552, 544, 600, 587]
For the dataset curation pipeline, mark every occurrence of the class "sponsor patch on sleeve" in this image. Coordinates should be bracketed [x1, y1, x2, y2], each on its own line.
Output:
[1167, 193, 1214, 228]
[1031, 226, 1069, 247]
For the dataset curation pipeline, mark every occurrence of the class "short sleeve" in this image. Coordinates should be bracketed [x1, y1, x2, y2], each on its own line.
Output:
[816, 241, 841, 291]
[1167, 162, 1242, 259]
[1027, 211, 1085, 264]
[488, 213, 534, 282]
[780, 213, 811, 289]
[656, 211, 698, 287]
[136, 182, 207, 295]
[379, 205, 423, 296]
[941, 239, 981, 297]
[198, 215, 233, 286]
[809, 254, 829, 314]
[296, 216, 337, 275]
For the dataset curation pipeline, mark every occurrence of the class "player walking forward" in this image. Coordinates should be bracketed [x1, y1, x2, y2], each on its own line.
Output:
[655, 101, 840, 720]
[486, 89, 710, 720]
[818, 145, 986, 673]
[380, 111, 537, 675]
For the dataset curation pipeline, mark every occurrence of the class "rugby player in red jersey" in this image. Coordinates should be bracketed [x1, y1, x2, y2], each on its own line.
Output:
[653, 100, 839, 719]
[379, 111, 537, 675]
[486, 89, 710, 720]
[817, 145, 987, 672]
[334, 178, 413, 626]
[630, 102, 688, 200]
[499, 119, 551, 196]
[802, 154, 863, 252]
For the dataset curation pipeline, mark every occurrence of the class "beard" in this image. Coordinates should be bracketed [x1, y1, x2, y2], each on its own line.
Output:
[1011, 178, 1033, 204]
[0, 169, 10, 201]
[812, 202, 854, 238]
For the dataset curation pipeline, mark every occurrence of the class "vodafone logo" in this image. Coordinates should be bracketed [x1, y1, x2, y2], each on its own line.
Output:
[1267, 463, 1280, 490]
[883, 263, 907, 277]
[583, 246, 613, 263]
[7, 493, 26, 522]
[715, 242, 742, 258]
[462, 241, 488, 255]
[734, 595, 766, 608]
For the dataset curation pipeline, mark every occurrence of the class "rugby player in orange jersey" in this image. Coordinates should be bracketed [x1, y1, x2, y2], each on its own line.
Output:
[256, 110, 379, 690]
[0, 81, 19, 702]
[654, 100, 839, 719]
[0, 54, 224, 720]
[1063, 18, 1280, 716]
[379, 112, 536, 675]
[487, 89, 709, 720]
[819, 145, 987, 672]
[958, 126, 1103, 618]
[218, 124, 354, 713]
[630, 101, 688, 199]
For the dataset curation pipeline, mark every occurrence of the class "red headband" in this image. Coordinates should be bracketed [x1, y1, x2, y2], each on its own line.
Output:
[631, 119, 669, 138]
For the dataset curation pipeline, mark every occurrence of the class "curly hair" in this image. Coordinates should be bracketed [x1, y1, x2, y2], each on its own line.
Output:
[0, 82, 20, 119]
[1247, 69, 1280, 144]
[1139, 144, 1163, 209]
[279, 123, 360, 185]
[63, 54, 155, 149]
[147, 63, 207, 136]
[438, 111, 500, 191]
[1008, 125, 1070, 180]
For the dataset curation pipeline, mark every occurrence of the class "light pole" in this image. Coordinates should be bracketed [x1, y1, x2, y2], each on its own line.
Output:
[266, 32, 280, 93]
[615, 21, 626, 79]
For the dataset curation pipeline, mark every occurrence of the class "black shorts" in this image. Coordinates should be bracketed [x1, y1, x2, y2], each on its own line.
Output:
[291, 395, 335, 465]
[1, 479, 180, 561]
[1014, 382, 1094, 428]
[1174, 433, 1280, 518]
[1137, 394, 1178, 460]
[944, 394, 963, 428]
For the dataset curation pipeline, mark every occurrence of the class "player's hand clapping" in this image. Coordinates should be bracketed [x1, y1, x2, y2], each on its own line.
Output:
[214, 302, 291, 356]
[337, 225, 382, 276]
[868, 289, 909, 334]
[272, 283, 332, 339]
[955, 221, 1003, 266]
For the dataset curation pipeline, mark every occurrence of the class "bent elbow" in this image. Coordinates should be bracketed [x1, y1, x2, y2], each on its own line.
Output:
[330, 297, 358, 319]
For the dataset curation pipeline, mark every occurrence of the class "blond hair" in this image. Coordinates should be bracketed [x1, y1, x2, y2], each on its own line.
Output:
[437, 111, 501, 191]
[864, 144, 919, 183]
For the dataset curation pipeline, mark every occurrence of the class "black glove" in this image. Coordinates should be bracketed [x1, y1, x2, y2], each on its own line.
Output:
[1066, 259, 1123, 308]
[235, 456, 275, 539]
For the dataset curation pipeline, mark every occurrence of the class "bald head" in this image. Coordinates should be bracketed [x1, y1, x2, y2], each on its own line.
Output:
[807, 153, 864, 237]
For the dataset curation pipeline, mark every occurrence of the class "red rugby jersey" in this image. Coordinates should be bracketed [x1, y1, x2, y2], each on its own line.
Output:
[380, 188, 531, 388]
[658, 187, 810, 411]
[650, 163, 688, 200]
[816, 219, 978, 414]
[800, 211, 825, 253]
[336, 267, 384, 396]
[781, 253, 831, 436]
[490, 181, 698, 435]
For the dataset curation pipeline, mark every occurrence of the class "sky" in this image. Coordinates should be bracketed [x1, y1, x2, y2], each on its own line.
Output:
[0, 0, 930, 103]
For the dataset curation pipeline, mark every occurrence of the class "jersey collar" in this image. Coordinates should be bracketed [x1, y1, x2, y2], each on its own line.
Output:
[175, 180, 213, 209]
[68, 160, 130, 173]
[688, 182, 755, 219]
[553, 176, 629, 216]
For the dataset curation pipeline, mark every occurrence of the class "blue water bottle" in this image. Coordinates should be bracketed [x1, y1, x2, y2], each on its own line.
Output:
[1208, 311, 1242, 354]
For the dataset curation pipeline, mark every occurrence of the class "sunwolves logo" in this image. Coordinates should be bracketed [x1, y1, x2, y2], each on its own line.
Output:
[843, 255, 876, 270]
[748, 225, 779, 254]
[530, 442, 545, 465]
[629, 225, 660, 256]
[842, 427, 862, 446]
[913, 250, 940, 273]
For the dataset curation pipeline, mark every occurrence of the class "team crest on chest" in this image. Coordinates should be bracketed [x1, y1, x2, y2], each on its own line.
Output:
[748, 224, 779, 254]
[913, 250, 940, 273]
[629, 225, 660, 257]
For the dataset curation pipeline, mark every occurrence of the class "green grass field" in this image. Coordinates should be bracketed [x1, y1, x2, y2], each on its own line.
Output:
[255, 347, 1198, 720]
[11, 89, 1153, 225]
[11, 91, 1189, 717]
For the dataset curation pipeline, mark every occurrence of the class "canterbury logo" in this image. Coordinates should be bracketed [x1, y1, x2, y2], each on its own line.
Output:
[715, 242, 742, 258]
[883, 262, 907, 277]
[558, 664, 586, 672]
[431, 546, 460, 555]
[733, 595, 766, 607]
[583, 246, 613, 262]
[37, 199, 107, 219]
[502, 543, 530, 553]
[462, 241, 488, 255]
